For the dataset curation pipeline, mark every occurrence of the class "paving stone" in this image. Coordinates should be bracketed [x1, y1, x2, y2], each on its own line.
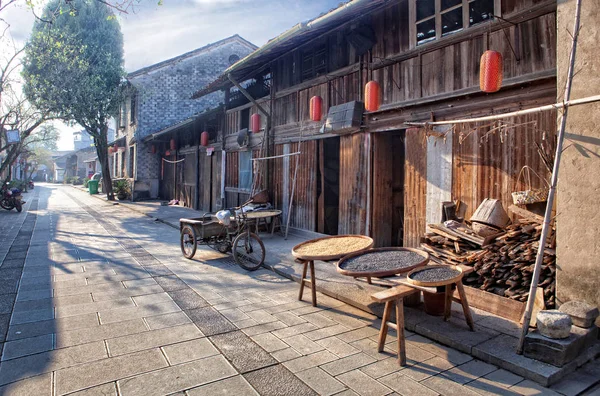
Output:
[380, 372, 439, 396]
[242, 320, 288, 336]
[55, 297, 135, 318]
[53, 281, 126, 297]
[166, 288, 209, 310]
[284, 334, 325, 355]
[162, 337, 219, 365]
[283, 350, 338, 373]
[550, 360, 600, 396]
[0, 278, 19, 296]
[509, 380, 562, 396]
[55, 318, 147, 348]
[0, 314, 10, 342]
[440, 359, 498, 385]
[465, 377, 526, 396]
[272, 323, 317, 339]
[302, 312, 338, 328]
[91, 284, 164, 301]
[98, 300, 181, 324]
[408, 336, 473, 365]
[251, 332, 290, 352]
[316, 336, 360, 358]
[401, 356, 455, 381]
[321, 353, 377, 376]
[7, 312, 99, 341]
[14, 289, 51, 302]
[117, 354, 235, 396]
[210, 330, 277, 373]
[14, 295, 94, 313]
[337, 369, 391, 396]
[66, 382, 118, 395]
[1, 334, 53, 361]
[122, 278, 159, 288]
[0, 341, 108, 385]
[337, 327, 380, 343]
[0, 372, 52, 396]
[272, 347, 302, 362]
[483, 369, 524, 387]
[185, 307, 236, 336]
[559, 301, 599, 329]
[131, 292, 173, 306]
[0, 294, 16, 314]
[296, 367, 347, 396]
[221, 308, 251, 323]
[55, 348, 168, 395]
[350, 337, 393, 361]
[186, 375, 259, 396]
[244, 364, 317, 396]
[246, 309, 278, 324]
[143, 311, 191, 330]
[143, 264, 174, 277]
[107, 323, 202, 356]
[472, 334, 562, 386]
[10, 307, 54, 325]
[153, 275, 189, 291]
[421, 375, 483, 396]
[359, 358, 405, 379]
[273, 311, 307, 326]
[304, 324, 350, 341]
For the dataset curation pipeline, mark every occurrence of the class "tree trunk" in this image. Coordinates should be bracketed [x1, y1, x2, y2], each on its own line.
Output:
[94, 125, 114, 200]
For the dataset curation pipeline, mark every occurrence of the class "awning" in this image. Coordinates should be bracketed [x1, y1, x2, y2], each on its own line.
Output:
[83, 157, 98, 163]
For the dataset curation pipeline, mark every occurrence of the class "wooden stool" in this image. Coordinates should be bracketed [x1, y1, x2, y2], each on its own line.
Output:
[298, 260, 317, 307]
[371, 286, 419, 366]
[444, 280, 474, 330]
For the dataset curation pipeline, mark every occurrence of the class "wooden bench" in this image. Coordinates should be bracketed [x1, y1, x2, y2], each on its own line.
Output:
[371, 285, 418, 366]
[371, 264, 476, 366]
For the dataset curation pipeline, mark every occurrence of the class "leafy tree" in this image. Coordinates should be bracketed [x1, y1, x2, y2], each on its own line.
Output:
[22, 0, 125, 199]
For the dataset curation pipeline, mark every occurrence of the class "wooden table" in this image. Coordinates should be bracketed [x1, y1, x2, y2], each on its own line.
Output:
[291, 235, 373, 307]
[244, 210, 282, 234]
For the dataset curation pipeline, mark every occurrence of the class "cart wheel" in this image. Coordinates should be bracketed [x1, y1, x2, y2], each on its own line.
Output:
[232, 232, 265, 271]
[180, 225, 197, 259]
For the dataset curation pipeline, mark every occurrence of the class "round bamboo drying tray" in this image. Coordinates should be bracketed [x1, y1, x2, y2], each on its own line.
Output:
[244, 210, 282, 219]
[292, 235, 374, 261]
[406, 265, 464, 287]
[336, 247, 429, 278]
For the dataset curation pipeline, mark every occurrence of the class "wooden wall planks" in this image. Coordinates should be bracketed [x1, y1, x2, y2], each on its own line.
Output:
[403, 128, 428, 247]
[339, 133, 369, 235]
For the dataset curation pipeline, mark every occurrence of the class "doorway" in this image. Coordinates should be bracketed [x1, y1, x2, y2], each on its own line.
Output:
[372, 130, 405, 247]
[317, 137, 340, 235]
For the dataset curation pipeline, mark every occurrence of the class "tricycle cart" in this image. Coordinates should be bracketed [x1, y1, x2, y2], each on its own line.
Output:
[179, 208, 266, 271]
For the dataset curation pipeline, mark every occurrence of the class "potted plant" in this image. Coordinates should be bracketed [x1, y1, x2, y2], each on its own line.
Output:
[114, 179, 130, 200]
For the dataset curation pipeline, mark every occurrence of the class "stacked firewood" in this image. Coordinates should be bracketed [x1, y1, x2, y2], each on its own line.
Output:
[420, 208, 556, 308]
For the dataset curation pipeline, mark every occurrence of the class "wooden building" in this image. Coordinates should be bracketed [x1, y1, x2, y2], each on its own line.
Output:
[192, 0, 557, 245]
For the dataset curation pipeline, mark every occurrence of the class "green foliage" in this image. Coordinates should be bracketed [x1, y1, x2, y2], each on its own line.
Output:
[23, 0, 125, 130]
[83, 177, 90, 188]
[113, 179, 130, 199]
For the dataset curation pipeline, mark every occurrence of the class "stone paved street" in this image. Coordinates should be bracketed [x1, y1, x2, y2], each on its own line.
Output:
[0, 185, 597, 395]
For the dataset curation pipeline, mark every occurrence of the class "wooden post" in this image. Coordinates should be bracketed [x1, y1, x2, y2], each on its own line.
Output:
[517, 0, 582, 354]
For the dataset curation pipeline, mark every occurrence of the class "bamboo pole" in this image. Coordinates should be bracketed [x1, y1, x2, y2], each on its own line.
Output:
[404, 95, 600, 127]
[285, 147, 300, 240]
[517, 0, 582, 354]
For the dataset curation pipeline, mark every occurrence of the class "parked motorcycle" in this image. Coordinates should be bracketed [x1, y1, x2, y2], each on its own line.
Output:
[28, 180, 34, 190]
[1, 183, 24, 212]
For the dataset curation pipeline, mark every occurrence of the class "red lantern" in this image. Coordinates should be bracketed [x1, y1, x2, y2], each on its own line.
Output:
[364, 81, 381, 112]
[108, 147, 113, 155]
[309, 96, 322, 122]
[201, 131, 210, 147]
[480, 50, 503, 93]
[151, 144, 157, 154]
[165, 150, 171, 156]
[170, 139, 176, 151]
[250, 113, 261, 133]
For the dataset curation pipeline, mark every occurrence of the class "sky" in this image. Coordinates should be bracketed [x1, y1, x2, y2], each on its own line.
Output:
[2, 0, 342, 150]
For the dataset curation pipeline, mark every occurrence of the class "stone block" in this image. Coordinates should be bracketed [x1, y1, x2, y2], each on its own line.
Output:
[559, 301, 599, 328]
[523, 326, 599, 367]
[537, 310, 572, 339]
